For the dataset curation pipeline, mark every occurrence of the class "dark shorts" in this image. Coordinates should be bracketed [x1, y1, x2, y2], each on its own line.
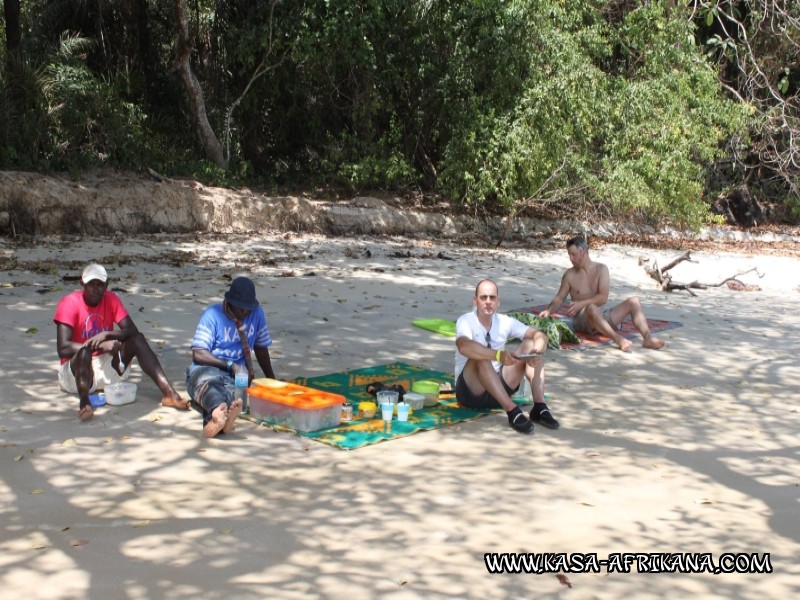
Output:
[456, 367, 519, 410]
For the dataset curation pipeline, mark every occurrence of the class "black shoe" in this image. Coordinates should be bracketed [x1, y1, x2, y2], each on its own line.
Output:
[530, 403, 559, 430]
[508, 407, 534, 434]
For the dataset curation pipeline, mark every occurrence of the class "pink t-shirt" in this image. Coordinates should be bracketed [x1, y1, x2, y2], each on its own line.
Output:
[53, 290, 129, 364]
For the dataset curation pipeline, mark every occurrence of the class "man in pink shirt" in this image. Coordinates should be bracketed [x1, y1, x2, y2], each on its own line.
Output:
[53, 263, 188, 420]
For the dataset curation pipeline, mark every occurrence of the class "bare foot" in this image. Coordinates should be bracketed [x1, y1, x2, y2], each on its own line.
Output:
[162, 392, 190, 411]
[203, 404, 228, 438]
[643, 336, 666, 350]
[223, 399, 243, 434]
[78, 405, 94, 421]
[617, 338, 633, 352]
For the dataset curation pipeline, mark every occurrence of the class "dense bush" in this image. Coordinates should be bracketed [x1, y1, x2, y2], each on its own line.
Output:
[0, 0, 792, 227]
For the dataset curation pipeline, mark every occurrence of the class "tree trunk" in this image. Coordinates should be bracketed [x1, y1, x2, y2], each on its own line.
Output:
[4, 0, 21, 72]
[173, 0, 227, 169]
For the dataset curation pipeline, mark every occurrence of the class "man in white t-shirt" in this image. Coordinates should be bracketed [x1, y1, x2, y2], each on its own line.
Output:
[455, 279, 558, 434]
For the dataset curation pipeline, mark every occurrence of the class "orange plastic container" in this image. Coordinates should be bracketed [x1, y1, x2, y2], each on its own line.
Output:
[247, 378, 345, 432]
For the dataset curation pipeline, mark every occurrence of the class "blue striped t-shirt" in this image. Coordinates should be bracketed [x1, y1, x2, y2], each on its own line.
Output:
[191, 304, 271, 367]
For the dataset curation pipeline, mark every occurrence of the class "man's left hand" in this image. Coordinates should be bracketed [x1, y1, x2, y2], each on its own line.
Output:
[83, 332, 114, 351]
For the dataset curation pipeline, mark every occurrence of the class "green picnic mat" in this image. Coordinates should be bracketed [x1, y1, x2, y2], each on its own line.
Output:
[247, 362, 518, 450]
[412, 318, 456, 337]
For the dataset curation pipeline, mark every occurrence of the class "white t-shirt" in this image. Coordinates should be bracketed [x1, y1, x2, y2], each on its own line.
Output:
[454, 311, 529, 379]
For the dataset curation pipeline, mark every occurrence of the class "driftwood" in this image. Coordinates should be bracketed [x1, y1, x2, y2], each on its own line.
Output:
[639, 251, 764, 296]
[146, 167, 170, 183]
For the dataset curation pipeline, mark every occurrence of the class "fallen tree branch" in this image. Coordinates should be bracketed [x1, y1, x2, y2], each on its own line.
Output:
[641, 252, 764, 294]
[641, 250, 696, 285]
[660, 250, 697, 274]
[147, 167, 171, 183]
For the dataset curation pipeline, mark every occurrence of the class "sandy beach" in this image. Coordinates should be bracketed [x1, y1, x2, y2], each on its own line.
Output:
[1, 232, 798, 599]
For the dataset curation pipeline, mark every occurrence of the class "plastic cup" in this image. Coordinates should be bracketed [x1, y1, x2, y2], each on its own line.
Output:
[396, 402, 410, 422]
[376, 390, 399, 405]
[381, 402, 394, 421]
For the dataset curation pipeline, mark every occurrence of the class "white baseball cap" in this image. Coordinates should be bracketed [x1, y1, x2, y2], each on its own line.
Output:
[81, 263, 108, 283]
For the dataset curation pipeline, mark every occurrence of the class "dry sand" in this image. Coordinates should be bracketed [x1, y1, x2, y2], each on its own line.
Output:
[1, 233, 798, 599]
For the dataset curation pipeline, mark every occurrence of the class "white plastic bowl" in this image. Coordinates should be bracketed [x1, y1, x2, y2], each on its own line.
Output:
[105, 382, 137, 406]
[403, 392, 425, 411]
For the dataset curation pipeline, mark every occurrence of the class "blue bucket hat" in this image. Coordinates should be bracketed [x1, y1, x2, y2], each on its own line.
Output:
[224, 277, 259, 310]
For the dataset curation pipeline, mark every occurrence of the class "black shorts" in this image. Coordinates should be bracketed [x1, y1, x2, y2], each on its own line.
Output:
[455, 367, 519, 409]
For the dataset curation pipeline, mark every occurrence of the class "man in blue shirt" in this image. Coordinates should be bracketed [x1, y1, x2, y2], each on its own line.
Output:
[187, 277, 275, 437]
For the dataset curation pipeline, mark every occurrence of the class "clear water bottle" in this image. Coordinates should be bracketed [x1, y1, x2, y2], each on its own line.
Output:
[512, 378, 529, 401]
[234, 370, 249, 413]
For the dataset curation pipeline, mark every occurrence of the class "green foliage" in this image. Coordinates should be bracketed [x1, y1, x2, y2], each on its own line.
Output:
[38, 34, 135, 169]
[336, 151, 417, 191]
[506, 312, 580, 349]
[595, 4, 748, 226]
[438, 9, 608, 208]
[0, 28, 187, 172]
[695, 1, 800, 212]
[332, 117, 419, 190]
[597, 64, 747, 225]
[0, 0, 781, 227]
[436, 1, 747, 227]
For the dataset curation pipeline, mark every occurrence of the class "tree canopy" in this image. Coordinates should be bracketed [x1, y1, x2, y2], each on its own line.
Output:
[1, 0, 797, 227]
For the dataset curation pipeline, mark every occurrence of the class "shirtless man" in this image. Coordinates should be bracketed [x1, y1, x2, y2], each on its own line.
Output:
[54, 263, 189, 420]
[539, 236, 666, 352]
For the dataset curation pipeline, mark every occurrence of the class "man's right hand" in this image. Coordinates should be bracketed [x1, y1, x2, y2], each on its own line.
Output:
[538, 309, 551, 318]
